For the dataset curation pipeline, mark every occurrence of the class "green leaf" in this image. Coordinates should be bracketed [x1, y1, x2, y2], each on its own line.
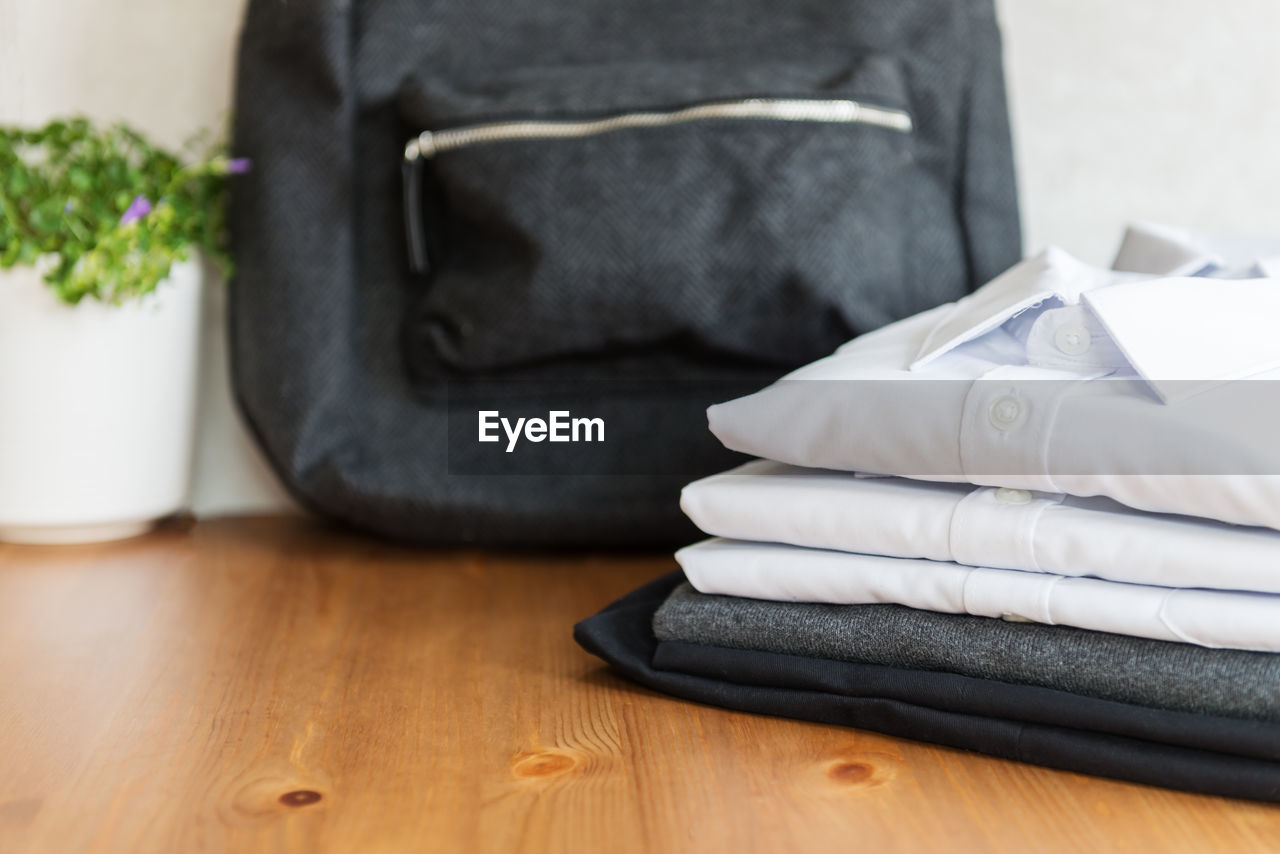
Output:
[68, 167, 93, 191]
[0, 116, 230, 302]
[7, 170, 29, 196]
[29, 198, 63, 233]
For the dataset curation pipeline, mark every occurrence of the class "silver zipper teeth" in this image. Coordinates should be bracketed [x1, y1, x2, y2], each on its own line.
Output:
[403, 98, 913, 160]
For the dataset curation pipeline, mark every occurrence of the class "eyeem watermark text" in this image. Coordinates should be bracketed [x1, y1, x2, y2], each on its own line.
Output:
[478, 410, 605, 453]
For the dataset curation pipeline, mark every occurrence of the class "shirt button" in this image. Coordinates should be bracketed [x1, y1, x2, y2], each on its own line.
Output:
[994, 487, 1033, 505]
[988, 395, 1025, 431]
[1054, 323, 1091, 356]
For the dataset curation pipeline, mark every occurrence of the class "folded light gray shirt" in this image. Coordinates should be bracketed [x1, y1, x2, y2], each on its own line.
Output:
[653, 582, 1280, 723]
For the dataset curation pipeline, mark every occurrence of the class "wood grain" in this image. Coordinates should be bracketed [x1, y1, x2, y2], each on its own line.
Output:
[0, 517, 1277, 853]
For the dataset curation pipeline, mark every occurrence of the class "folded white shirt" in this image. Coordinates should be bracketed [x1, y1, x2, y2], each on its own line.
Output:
[706, 224, 1280, 531]
[677, 537, 1280, 651]
[681, 460, 1280, 594]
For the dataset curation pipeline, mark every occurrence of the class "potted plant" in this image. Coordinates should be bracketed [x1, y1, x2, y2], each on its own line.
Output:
[0, 118, 245, 543]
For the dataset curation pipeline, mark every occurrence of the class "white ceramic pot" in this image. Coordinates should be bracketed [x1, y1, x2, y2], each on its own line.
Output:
[0, 260, 202, 544]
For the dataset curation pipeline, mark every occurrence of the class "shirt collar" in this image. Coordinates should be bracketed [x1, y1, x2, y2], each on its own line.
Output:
[1083, 276, 1280, 401]
[1116, 220, 1280, 277]
[910, 226, 1280, 403]
[1111, 221, 1224, 277]
[910, 247, 1126, 371]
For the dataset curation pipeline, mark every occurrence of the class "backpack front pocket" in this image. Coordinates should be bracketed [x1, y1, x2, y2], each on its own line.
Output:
[399, 57, 963, 374]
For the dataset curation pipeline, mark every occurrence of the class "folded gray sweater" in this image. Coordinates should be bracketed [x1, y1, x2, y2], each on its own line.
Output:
[653, 582, 1280, 722]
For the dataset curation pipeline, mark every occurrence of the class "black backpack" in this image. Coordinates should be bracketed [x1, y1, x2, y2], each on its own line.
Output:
[229, 0, 1020, 546]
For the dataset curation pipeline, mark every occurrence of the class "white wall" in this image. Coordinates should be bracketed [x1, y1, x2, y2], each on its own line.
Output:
[0, 0, 292, 516]
[3, 0, 1279, 516]
[1000, 0, 1280, 262]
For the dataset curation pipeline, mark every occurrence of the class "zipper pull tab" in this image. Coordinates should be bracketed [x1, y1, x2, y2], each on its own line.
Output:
[402, 138, 431, 276]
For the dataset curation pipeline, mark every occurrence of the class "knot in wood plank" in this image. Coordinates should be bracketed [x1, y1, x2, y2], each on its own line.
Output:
[511, 750, 578, 780]
[279, 790, 324, 808]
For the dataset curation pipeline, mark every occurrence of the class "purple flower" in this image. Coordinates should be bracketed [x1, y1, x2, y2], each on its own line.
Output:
[64, 200, 73, 213]
[226, 157, 252, 174]
[119, 195, 152, 225]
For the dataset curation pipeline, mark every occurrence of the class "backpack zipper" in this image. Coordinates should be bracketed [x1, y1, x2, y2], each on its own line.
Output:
[404, 97, 912, 161]
[402, 97, 913, 273]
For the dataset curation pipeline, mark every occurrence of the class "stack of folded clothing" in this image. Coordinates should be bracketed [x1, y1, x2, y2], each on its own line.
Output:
[577, 222, 1280, 802]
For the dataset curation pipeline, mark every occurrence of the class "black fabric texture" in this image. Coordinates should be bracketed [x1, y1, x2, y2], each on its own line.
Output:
[402, 57, 951, 373]
[574, 571, 1280, 803]
[230, 0, 1021, 545]
[654, 582, 1280, 723]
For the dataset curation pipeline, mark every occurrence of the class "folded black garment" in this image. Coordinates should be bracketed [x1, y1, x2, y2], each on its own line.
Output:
[654, 582, 1280, 723]
[574, 572, 1280, 803]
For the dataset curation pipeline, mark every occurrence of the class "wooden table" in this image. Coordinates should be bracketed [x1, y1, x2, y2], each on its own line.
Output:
[0, 518, 1276, 852]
